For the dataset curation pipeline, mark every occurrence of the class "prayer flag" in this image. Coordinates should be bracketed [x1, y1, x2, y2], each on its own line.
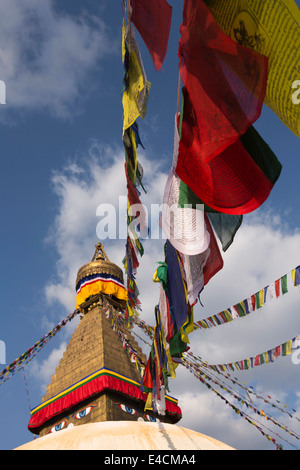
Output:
[122, 23, 151, 131]
[162, 115, 210, 256]
[207, 212, 242, 252]
[250, 295, 256, 311]
[292, 336, 300, 350]
[242, 299, 250, 314]
[166, 240, 188, 331]
[130, 0, 172, 71]
[254, 355, 261, 366]
[181, 249, 210, 306]
[234, 303, 246, 317]
[177, 89, 280, 215]
[178, 180, 243, 251]
[255, 289, 265, 309]
[282, 340, 293, 356]
[281, 274, 288, 295]
[178, 0, 268, 164]
[292, 266, 300, 286]
[275, 279, 281, 298]
[204, 0, 300, 138]
[203, 214, 224, 285]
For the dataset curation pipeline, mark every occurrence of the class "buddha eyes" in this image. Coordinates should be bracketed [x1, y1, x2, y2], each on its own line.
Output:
[115, 403, 160, 422]
[118, 404, 138, 415]
[49, 420, 68, 433]
[144, 414, 160, 423]
[47, 404, 96, 433]
[74, 405, 96, 420]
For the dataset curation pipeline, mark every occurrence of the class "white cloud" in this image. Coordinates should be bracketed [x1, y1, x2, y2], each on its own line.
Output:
[0, 0, 114, 118]
[44, 141, 168, 315]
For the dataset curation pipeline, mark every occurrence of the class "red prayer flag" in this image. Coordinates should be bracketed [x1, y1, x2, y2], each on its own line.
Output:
[274, 346, 281, 357]
[250, 294, 256, 311]
[178, 0, 268, 163]
[275, 279, 281, 298]
[254, 355, 261, 366]
[130, 0, 172, 71]
[177, 88, 273, 214]
[142, 355, 153, 391]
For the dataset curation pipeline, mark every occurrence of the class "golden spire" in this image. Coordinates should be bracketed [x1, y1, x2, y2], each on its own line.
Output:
[92, 242, 109, 262]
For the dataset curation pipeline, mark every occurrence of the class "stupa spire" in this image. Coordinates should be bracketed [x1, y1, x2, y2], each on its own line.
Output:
[27, 242, 182, 437]
[92, 242, 109, 262]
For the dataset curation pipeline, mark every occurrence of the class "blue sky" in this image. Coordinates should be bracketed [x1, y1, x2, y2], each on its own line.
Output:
[0, 0, 300, 451]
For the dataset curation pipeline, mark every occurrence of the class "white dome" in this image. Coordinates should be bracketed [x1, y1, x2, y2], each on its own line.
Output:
[15, 421, 234, 451]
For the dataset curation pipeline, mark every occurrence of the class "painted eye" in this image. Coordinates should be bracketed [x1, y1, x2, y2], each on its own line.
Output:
[49, 420, 68, 433]
[117, 403, 138, 415]
[144, 414, 160, 423]
[74, 405, 95, 420]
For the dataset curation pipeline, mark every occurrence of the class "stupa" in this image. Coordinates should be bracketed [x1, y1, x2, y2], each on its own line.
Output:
[16, 243, 234, 450]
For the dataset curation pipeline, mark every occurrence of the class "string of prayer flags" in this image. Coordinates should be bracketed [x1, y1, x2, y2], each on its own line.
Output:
[183, 353, 300, 449]
[204, 0, 300, 138]
[130, 304, 300, 448]
[142, 240, 197, 407]
[131, 310, 300, 428]
[203, 335, 300, 373]
[185, 357, 300, 444]
[178, 0, 268, 165]
[141, 305, 175, 414]
[122, 0, 149, 319]
[103, 299, 146, 377]
[186, 350, 300, 424]
[0, 309, 79, 385]
[129, 0, 172, 71]
[195, 267, 300, 330]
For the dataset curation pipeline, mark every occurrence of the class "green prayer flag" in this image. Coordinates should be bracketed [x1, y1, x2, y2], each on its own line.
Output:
[281, 274, 288, 295]
[235, 303, 246, 317]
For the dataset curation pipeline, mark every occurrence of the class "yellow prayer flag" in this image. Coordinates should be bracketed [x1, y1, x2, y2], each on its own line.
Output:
[144, 392, 153, 411]
[205, 0, 300, 138]
[264, 351, 270, 363]
[180, 309, 194, 344]
[122, 23, 151, 132]
[259, 289, 265, 307]
[285, 339, 293, 355]
[291, 269, 296, 286]
[126, 303, 136, 318]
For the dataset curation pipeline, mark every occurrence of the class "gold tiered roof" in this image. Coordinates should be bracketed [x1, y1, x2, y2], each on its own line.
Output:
[75, 242, 124, 290]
